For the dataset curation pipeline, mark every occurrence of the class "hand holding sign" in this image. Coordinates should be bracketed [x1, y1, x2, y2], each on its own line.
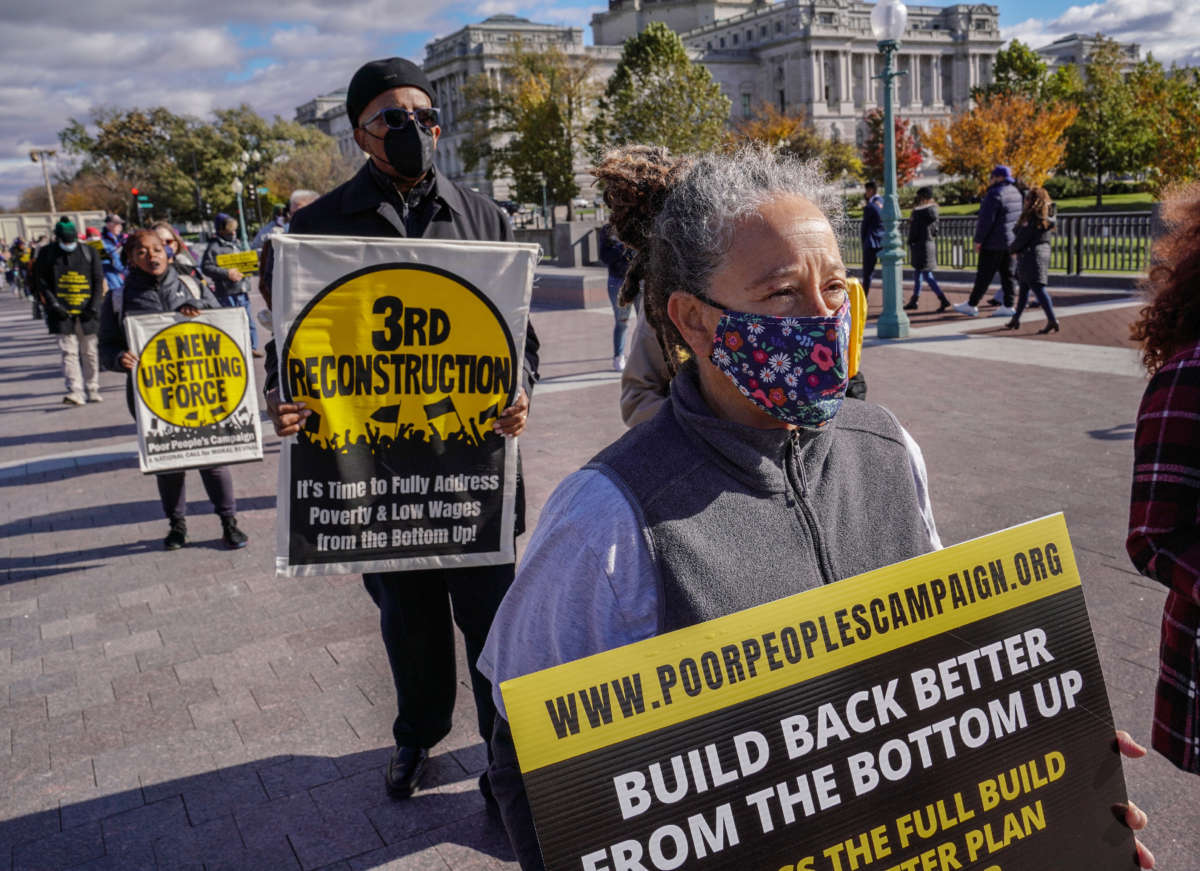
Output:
[265, 387, 311, 437]
[494, 389, 530, 437]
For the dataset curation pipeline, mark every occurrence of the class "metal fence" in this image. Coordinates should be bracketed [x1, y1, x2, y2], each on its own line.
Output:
[837, 212, 1153, 275]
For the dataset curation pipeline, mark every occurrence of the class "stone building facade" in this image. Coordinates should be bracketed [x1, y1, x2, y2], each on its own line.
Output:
[298, 3, 1010, 198]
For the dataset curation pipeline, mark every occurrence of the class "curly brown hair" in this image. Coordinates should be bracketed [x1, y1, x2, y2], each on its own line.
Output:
[1131, 185, 1200, 374]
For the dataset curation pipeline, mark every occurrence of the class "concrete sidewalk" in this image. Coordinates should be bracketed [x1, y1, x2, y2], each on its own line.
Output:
[1, 280, 1198, 870]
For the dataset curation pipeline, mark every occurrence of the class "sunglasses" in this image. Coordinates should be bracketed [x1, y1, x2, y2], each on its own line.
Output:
[360, 106, 440, 132]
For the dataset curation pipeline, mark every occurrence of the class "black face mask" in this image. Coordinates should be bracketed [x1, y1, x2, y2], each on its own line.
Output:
[384, 123, 435, 180]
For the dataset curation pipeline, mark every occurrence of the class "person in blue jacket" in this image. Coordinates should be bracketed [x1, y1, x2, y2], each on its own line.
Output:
[954, 165, 1022, 318]
[860, 181, 885, 296]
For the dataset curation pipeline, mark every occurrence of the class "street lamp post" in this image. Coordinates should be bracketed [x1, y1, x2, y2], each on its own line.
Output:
[230, 178, 250, 250]
[871, 0, 910, 339]
[29, 149, 57, 214]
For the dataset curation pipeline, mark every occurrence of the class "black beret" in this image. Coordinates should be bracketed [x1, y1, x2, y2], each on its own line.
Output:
[346, 58, 433, 127]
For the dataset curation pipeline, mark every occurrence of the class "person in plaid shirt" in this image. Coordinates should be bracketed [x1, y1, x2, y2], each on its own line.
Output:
[1128, 187, 1200, 776]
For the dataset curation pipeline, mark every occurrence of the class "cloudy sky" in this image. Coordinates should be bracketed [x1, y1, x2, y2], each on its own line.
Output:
[2, 0, 1193, 208]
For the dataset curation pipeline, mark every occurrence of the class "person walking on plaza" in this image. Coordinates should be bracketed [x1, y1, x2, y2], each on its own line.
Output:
[99, 213, 127, 299]
[98, 229, 249, 551]
[860, 180, 884, 296]
[597, 222, 633, 371]
[954, 165, 1022, 318]
[201, 214, 262, 357]
[264, 56, 540, 805]
[1127, 186, 1200, 777]
[33, 219, 104, 405]
[1006, 186, 1060, 333]
[904, 186, 950, 312]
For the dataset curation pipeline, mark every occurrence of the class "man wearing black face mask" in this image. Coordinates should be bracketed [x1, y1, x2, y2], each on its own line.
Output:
[33, 218, 105, 405]
[262, 57, 540, 807]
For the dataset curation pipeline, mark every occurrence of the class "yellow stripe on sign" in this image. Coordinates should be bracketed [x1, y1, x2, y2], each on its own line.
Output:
[847, 277, 865, 378]
[215, 250, 259, 272]
[501, 514, 1081, 773]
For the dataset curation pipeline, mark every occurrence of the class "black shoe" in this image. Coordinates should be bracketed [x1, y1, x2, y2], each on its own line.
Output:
[221, 516, 248, 549]
[1005, 317, 1020, 330]
[936, 300, 951, 313]
[164, 520, 187, 551]
[385, 746, 428, 799]
[903, 298, 919, 311]
[1036, 322, 1060, 335]
[986, 298, 1001, 307]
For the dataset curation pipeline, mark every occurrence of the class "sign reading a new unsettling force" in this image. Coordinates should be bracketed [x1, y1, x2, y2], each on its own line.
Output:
[271, 235, 537, 577]
[502, 515, 1137, 871]
[125, 307, 263, 473]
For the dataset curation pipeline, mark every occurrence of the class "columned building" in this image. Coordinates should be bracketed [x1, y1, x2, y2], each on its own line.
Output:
[422, 15, 621, 199]
[298, 3, 1006, 198]
[661, 0, 1004, 146]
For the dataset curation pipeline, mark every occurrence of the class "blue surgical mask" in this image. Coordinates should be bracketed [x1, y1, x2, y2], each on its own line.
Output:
[708, 300, 851, 429]
[59, 241, 78, 252]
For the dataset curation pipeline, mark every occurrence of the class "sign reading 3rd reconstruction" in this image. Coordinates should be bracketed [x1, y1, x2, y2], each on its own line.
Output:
[271, 236, 537, 576]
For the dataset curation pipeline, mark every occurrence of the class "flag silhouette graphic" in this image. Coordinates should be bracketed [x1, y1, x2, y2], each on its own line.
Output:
[371, 403, 402, 423]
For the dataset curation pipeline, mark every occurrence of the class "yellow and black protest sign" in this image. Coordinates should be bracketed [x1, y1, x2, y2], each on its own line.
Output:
[216, 249, 259, 273]
[85, 239, 105, 252]
[125, 308, 262, 473]
[55, 269, 92, 315]
[272, 238, 537, 577]
[135, 320, 248, 428]
[503, 515, 1134, 871]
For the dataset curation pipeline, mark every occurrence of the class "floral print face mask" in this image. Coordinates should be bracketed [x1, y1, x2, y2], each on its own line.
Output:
[709, 299, 851, 429]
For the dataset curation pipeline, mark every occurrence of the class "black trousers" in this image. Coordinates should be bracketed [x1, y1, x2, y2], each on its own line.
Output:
[363, 561, 514, 750]
[155, 466, 236, 521]
[861, 246, 881, 296]
[968, 249, 1015, 307]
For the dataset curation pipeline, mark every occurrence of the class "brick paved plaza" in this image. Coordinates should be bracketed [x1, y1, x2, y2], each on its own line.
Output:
[1, 275, 1198, 869]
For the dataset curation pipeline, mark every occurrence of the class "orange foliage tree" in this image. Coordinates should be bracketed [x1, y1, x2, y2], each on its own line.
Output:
[926, 94, 1077, 193]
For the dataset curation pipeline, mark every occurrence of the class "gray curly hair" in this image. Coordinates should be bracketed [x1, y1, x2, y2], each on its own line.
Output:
[595, 144, 844, 373]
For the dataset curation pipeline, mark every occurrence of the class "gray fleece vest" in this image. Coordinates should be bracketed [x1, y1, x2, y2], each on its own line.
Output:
[587, 366, 934, 632]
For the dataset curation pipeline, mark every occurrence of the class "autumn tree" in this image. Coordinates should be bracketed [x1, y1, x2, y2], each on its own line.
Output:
[926, 94, 1077, 193]
[461, 42, 598, 215]
[264, 146, 359, 201]
[1059, 36, 1153, 205]
[1128, 58, 1200, 195]
[590, 22, 729, 156]
[860, 108, 922, 187]
[728, 103, 862, 179]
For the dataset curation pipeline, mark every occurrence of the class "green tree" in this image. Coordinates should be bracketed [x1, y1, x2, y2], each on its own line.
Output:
[972, 40, 1050, 101]
[58, 105, 342, 225]
[590, 22, 730, 156]
[1060, 36, 1153, 206]
[461, 42, 597, 216]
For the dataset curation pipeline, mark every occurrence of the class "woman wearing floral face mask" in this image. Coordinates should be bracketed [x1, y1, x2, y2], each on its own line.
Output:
[475, 145, 1155, 870]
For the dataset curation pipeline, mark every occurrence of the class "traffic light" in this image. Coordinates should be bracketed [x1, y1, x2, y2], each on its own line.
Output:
[131, 187, 139, 196]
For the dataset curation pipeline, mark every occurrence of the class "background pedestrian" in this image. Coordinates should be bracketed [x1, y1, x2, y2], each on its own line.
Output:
[905, 186, 950, 312]
[32, 218, 104, 405]
[1007, 186, 1060, 333]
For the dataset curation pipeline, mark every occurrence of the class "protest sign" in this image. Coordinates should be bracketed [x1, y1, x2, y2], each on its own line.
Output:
[502, 514, 1136, 871]
[125, 307, 263, 473]
[215, 249, 260, 273]
[271, 235, 538, 577]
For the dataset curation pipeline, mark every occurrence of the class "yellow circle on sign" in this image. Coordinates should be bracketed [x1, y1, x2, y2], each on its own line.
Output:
[135, 320, 248, 428]
[281, 264, 516, 449]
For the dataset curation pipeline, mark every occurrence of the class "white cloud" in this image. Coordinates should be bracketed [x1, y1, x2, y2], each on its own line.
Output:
[0, 0, 617, 206]
[1002, 0, 1200, 67]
